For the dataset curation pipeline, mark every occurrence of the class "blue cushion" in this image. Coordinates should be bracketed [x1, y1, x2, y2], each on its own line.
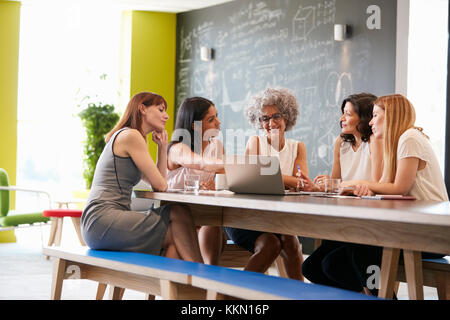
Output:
[422, 257, 449, 264]
[86, 249, 380, 300]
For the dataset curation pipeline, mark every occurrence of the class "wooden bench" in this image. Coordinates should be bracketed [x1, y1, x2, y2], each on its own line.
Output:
[396, 256, 450, 299]
[43, 246, 380, 300]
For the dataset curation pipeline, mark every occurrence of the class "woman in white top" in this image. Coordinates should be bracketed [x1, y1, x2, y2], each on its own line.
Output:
[344, 94, 448, 201]
[225, 87, 306, 280]
[328, 94, 447, 296]
[167, 97, 226, 265]
[302, 93, 384, 294]
[299, 93, 383, 189]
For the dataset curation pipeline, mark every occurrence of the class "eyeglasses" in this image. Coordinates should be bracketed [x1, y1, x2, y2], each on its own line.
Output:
[259, 113, 283, 123]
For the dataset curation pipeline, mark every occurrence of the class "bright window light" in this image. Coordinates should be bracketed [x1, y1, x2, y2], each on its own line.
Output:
[16, 0, 122, 210]
[407, 0, 448, 174]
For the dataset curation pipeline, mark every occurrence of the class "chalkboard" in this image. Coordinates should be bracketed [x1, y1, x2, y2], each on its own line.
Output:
[175, 0, 396, 178]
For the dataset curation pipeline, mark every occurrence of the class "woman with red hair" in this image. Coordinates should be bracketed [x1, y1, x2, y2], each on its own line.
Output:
[81, 92, 203, 263]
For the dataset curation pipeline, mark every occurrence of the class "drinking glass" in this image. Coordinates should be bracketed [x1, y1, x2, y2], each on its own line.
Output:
[184, 174, 200, 193]
[324, 179, 341, 195]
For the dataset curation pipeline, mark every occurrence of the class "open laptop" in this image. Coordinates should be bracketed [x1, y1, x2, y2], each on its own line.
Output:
[224, 155, 322, 196]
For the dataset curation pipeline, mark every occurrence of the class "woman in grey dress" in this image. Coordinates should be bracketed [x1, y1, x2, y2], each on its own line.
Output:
[81, 92, 204, 263]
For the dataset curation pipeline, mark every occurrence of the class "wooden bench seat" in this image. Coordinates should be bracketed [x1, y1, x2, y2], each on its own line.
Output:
[190, 264, 380, 300]
[43, 246, 380, 300]
[397, 256, 449, 299]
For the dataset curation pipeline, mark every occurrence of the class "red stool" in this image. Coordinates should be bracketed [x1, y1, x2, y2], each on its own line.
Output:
[43, 209, 86, 247]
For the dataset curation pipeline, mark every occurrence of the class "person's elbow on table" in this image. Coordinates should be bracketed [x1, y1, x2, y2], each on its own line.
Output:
[153, 181, 168, 192]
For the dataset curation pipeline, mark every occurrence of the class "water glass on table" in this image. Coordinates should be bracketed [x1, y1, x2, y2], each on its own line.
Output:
[324, 178, 341, 195]
[184, 174, 200, 193]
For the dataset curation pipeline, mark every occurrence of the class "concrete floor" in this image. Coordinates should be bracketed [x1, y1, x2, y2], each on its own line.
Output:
[0, 222, 439, 300]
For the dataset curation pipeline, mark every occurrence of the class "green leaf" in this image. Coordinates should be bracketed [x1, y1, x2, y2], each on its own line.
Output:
[78, 102, 120, 188]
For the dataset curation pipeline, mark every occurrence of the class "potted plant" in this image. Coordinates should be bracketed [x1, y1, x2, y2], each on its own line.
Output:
[78, 102, 119, 189]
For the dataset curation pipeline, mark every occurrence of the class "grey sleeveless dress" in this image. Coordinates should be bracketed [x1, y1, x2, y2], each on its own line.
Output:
[81, 128, 171, 255]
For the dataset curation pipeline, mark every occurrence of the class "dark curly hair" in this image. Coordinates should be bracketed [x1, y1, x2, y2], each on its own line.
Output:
[340, 93, 377, 145]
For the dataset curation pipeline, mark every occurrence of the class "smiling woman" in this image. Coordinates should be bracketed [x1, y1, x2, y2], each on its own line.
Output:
[224, 87, 305, 281]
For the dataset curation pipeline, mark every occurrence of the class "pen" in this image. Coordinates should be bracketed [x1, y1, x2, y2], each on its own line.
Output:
[297, 164, 304, 188]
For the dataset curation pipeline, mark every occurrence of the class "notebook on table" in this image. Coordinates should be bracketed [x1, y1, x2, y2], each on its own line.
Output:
[360, 195, 416, 200]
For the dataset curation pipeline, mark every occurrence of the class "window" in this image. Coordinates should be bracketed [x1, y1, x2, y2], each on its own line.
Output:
[16, 1, 122, 210]
[407, 0, 448, 173]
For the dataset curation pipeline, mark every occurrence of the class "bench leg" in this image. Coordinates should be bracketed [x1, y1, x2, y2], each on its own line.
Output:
[45, 218, 58, 260]
[403, 250, 424, 300]
[393, 281, 400, 296]
[51, 258, 66, 300]
[109, 286, 125, 300]
[314, 238, 322, 250]
[47, 218, 58, 246]
[379, 247, 400, 299]
[274, 256, 288, 278]
[71, 217, 86, 246]
[207, 290, 225, 300]
[96, 283, 107, 300]
[435, 271, 449, 300]
[160, 279, 179, 300]
[55, 217, 64, 246]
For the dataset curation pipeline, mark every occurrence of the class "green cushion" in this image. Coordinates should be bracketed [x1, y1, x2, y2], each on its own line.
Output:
[0, 212, 50, 227]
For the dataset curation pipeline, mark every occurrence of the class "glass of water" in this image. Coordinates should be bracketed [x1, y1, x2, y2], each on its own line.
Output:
[324, 179, 341, 195]
[184, 174, 200, 193]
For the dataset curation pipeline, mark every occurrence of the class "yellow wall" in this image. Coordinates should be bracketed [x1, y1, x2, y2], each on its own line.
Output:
[129, 11, 176, 161]
[0, 0, 21, 202]
[0, 0, 20, 242]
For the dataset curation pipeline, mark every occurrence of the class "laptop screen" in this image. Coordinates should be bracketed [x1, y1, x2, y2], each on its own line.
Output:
[224, 155, 286, 195]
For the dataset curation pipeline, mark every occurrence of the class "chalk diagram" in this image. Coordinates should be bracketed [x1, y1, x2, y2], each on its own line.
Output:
[193, 69, 206, 94]
[317, 126, 336, 167]
[292, 6, 316, 41]
[297, 86, 317, 124]
[254, 64, 278, 92]
[221, 71, 251, 113]
[324, 71, 353, 108]
[178, 27, 192, 62]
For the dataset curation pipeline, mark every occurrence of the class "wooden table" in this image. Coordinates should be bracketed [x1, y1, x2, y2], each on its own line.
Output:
[134, 190, 450, 299]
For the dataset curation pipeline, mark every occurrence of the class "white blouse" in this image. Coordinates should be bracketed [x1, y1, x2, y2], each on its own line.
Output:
[397, 128, 448, 201]
[340, 140, 372, 181]
[258, 135, 298, 176]
[167, 139, 223, 189]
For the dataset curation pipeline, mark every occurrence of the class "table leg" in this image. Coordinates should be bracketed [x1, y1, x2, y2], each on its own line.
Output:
[403, 250, 424, 300]
[379, 247, 400, 299]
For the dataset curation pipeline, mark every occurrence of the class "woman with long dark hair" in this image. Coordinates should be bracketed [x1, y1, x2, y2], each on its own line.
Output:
[167, 96, 226, 265]
[317, 94, 448, 296]
[301, 93, 383, 294]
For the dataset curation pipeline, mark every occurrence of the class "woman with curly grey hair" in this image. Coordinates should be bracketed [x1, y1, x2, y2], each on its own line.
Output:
[245, 87, 308, 187]
[224, 87, 307, 281]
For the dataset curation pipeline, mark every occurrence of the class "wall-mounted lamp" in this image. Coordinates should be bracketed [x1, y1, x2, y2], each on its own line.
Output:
[334, 24, 347, 41]
[200, 46, 214, 61]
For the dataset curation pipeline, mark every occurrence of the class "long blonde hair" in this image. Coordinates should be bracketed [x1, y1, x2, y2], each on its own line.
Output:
[105, 92, 167, 142]
[375, 94, 425, 183]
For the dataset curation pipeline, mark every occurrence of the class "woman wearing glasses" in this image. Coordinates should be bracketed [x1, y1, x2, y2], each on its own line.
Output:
[224, 87, 306, 280]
